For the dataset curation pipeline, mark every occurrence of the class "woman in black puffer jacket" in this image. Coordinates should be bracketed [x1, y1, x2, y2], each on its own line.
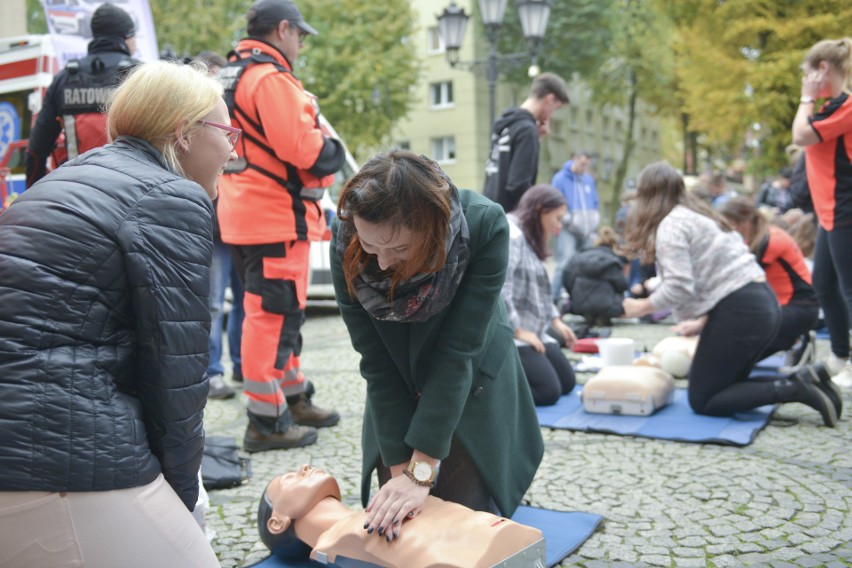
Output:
[0, 61, 237, 566]
[563, 226, 629, 326]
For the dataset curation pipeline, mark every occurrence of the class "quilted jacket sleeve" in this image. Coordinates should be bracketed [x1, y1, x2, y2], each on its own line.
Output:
[117, 179, 213, 510]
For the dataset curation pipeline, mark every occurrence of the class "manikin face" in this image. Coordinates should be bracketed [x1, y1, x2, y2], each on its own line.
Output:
[178, 99, 238, 200]
[353, 216, 417, 271]
[266, 465, 342, 534]
[541, 205, 567, 238]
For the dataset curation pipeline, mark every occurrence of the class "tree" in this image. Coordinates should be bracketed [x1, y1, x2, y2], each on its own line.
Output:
[668, 0, 852, 172]
[495, 0, 615, 88]
[584, 0, 678, 223]
[297, 0, 420, 160]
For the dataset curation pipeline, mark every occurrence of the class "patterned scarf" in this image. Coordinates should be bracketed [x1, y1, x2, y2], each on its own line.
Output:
[335, 183, 470, 323]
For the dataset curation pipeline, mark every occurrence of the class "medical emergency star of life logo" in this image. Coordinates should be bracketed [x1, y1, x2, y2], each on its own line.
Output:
[0, 102, 22, 162]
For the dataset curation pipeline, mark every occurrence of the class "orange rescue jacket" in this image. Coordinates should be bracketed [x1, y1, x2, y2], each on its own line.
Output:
[218, 39, 343, 244]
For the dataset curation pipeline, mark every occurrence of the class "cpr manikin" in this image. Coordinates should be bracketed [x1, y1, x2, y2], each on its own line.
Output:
[258, 465, 545, 568]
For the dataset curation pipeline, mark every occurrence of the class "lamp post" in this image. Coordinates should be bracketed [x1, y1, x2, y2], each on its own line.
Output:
[437, 0, 552, 126]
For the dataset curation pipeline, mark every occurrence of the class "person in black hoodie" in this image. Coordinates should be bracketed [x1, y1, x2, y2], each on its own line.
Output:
[483, 73, 569, 212]
[25, 3, 139, 186]
[563, 226, 629, 327]
[0, 61, 233, 566]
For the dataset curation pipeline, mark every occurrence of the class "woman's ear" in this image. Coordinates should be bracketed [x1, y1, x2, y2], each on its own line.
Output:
[174, 121, 191, 153]
[267, 513, 292, 535]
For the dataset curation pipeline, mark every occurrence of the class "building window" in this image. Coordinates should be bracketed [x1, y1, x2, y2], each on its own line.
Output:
[429, 81, 454, 108]
[396, 141, 411, 151]
[427, 27, 445, 53]
[585, 109, 594, 134]
[602, 117, 611, 139]
[569, 107, 579, 131]
[431, 136, 456, 163]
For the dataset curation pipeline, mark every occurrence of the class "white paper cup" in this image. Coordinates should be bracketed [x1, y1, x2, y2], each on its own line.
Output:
[597, 338, 635, 366]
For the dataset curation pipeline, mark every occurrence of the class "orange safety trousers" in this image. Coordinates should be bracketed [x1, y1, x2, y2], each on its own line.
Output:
[231, 241, 311, 420]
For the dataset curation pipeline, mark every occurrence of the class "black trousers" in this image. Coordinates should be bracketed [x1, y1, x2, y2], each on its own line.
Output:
[689, 282, 782, 415]
[517, 341, 577, 406]
[812, 224, 852, 358]
[759, 301, 819, 360]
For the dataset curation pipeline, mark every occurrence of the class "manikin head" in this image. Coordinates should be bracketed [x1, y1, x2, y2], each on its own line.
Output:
[257, 465, 342, 558]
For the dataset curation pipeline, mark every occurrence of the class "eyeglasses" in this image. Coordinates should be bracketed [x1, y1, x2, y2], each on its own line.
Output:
[200, 120, 242, 151]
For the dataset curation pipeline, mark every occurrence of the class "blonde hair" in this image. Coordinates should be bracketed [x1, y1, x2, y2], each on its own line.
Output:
[105, 60, 223, 176]
[803, 38, 852, 92]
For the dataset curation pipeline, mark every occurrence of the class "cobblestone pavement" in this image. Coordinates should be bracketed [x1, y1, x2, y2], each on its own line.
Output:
[203, 307, 852, 568]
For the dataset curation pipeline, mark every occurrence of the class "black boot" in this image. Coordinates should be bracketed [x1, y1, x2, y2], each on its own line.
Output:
[776, 372, 838, 427]
[799, 363, 843, 419]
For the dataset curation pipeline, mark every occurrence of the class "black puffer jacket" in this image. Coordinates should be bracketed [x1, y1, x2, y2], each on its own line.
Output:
[0, 137, 213, 510]
[563, 246, 628, 319]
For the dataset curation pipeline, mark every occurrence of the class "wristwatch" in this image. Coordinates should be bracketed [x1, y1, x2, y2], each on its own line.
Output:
[404, 460, 438, 487]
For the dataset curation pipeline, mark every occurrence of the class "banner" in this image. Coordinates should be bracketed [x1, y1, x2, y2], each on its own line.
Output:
[40, 0, 159, 67]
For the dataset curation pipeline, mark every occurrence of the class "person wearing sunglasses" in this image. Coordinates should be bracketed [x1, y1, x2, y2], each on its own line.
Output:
[217, 0, 347, 452]
[0, 61, 235, 566]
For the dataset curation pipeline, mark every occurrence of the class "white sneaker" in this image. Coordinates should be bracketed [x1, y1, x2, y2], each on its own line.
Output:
[833, 363, 852, 389]
[826, 353, 848, 376]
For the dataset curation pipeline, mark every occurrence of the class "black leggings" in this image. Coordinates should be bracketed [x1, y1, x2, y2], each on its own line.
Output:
[812, 225, 852, 358]
[517, 341, 577, 406]
[376, 437, 498, 514]
[689, 282, 781, 416]
[758, 302, 819, 360]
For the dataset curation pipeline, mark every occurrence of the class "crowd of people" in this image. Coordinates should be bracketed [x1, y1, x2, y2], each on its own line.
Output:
[0, 0, 849, 563]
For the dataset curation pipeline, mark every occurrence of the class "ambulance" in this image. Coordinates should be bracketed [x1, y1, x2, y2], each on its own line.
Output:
[0, 34, 58, 205]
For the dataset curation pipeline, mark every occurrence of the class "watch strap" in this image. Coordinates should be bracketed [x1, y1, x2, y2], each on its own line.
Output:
[402, 468, 433, 487]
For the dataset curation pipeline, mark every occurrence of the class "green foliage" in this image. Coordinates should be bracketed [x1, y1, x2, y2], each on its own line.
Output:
[149, 0, 245, 57]
[297, 0, 420, 160]
[495, 0, 615, 87]
[26, 0, 47, 34]
[668, 0, 852, 172]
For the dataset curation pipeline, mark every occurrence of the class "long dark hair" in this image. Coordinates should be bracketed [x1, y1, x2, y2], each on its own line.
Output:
[512, 184, 566, 260]
[626, 162, 731, 263]
[337, 150, 452, 297]
[718, 197, 768, 252]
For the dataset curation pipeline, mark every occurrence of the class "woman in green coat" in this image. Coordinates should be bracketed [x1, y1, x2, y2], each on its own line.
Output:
[331, 150, 543, 543]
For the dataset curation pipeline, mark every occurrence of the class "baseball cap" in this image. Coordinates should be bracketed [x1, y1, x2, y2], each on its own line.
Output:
[247, 0, 318, 36]
[91, 4, 136, 39]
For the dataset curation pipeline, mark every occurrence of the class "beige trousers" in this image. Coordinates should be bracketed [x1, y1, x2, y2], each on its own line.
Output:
[0, 474, 219, 568]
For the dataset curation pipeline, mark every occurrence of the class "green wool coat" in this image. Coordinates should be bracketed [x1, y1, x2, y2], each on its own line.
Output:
[330, 190, 544, 516]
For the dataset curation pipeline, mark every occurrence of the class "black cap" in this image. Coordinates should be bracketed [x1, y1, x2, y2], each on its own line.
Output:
[247, 0, 318, 36]
[91, 4, 136, 39]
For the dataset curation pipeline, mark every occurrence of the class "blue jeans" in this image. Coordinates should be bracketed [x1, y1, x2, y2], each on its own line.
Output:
[552, 229, 582, 303]
[208, 238, 244, 377]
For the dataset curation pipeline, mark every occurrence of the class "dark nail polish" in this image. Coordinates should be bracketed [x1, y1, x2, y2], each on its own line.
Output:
[363, 522, 369, 529]
[393, 530, 399, 539]
[378, 526, 385, 536]
[386, 533, 391, 542]
[392, 518, 399, 525]
[367, 526, 374, 534]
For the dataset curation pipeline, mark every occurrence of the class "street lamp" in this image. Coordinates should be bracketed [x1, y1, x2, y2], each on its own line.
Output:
[437, 0, 552, 125]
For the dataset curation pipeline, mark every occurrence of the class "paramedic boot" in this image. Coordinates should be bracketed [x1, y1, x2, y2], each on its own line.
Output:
[243, 422, 317, 452]
[287, 381, 340, 428]
[775, 371, 837, 427]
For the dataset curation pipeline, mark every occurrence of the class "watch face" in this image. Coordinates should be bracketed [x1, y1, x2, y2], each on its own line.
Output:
[413, 462, 433, 481]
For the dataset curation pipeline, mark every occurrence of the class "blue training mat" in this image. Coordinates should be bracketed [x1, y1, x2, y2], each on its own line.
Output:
[245, 506, 603, 568]
[536, 388, 775, 446]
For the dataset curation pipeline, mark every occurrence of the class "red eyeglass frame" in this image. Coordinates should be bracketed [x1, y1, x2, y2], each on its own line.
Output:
[200, 120, 242, 150]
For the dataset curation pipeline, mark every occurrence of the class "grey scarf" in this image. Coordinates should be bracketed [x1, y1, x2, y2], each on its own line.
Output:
[335, 183, 470, 322]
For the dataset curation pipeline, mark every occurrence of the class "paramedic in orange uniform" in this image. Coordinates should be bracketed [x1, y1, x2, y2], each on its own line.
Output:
[217, 0, 346, 451]
[792, 37, 852, 388]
